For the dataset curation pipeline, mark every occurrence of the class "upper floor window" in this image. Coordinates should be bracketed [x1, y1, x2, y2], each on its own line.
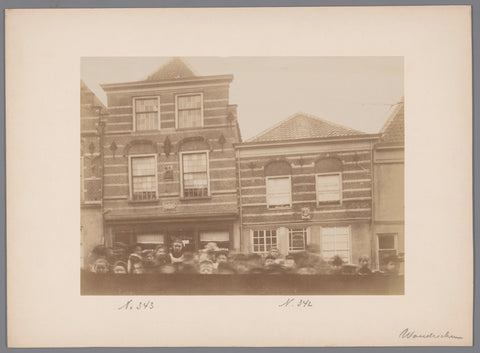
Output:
[315, 158, 343, 205]
[129, 155, 157, 201]
[176, 93, 203, 129]
[133, 97, 160, 131]
[266, 176, 292, 208]
[316, 173, 342, 204]
[264, 160, 292, 209]
[181, 151, 209, 198]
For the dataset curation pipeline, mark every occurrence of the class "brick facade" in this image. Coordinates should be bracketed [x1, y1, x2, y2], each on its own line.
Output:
[80, 59, 404, 270]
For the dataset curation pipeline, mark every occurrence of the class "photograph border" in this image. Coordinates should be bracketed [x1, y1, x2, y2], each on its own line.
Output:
[2, 0, 478, 351]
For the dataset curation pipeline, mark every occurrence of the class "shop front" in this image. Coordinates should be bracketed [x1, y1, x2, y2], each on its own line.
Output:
[104, 213, 238, 253]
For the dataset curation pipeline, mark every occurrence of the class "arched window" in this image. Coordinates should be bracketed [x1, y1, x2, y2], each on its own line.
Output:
[315, 158, 343, 205]
[264, 160, 292, 208]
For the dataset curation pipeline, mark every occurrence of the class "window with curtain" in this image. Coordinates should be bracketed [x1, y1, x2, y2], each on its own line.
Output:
[134, 97, 159, 131]
[182, 152, 209, 197]
[321, 226, 350, 263]
[131, 156, 157, 200]
[266, 176, 291, 208]
[288, 228, 307, 251]
[177, 94, 203, 128]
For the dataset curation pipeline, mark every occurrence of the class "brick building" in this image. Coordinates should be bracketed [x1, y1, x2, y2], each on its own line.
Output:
[235, 113, 380, 265]
[80, 81, 106, 266]
[98, 58, 242, 253]
[373, 101, 404, 270]
[81, 58, 404, 270]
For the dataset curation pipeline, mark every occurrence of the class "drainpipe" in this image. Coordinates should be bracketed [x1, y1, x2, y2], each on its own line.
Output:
[236, 147, 243, 252]
[97, 110, 106, 246]
[370, 139, 376, 269]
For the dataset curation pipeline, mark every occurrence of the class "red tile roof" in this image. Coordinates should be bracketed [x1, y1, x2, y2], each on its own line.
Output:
[248, 112, 365, 142]
[380, 102, 404, 145]
[145, 57, 197, 81]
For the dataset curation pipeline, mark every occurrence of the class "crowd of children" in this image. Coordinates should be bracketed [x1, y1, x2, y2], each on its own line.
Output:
[87, 239, 403, 276]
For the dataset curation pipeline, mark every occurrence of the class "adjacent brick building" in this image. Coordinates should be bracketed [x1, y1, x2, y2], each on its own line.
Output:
[235, 113, 380, 265]
[80, 80, 106, 265]
[373, 100, 405, 270]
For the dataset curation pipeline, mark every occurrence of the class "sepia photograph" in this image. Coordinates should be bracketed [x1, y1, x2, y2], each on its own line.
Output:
[80, 56, 405, 295]
[6, 6, 473, 347]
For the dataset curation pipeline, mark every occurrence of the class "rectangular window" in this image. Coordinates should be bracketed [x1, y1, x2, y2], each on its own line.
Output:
[316, 173, 342, 204]
[181, 152, 209, 197]
[130, 155, 157, 201]
[176, 94, 203, 128]
[136, 234, 165, 245]
[377, 233, 397, 270]
[288, 228, 307, 252]
[252, 230, 278, 253]
[199, 231, 230, 250]
[321, 226, 350, 263]
[266, 176, 291, 208]
[134, 97, 159, 131]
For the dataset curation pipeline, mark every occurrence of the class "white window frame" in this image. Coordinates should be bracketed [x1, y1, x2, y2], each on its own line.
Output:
[315, 172, 343, 205]
[133, 96, 161, 132]
[179, 150, 210, 198]
[376, 233, 398, 269]
[320, 226, 351, 263]
[128, 154, 158, 201]
[175, 92, 204, 129]
[251, 229, 278, 254]
[266, 175, 292, 209]
[288, 228, 307, 252]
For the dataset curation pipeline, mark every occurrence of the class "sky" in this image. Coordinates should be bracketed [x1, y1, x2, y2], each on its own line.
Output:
[81, 57, 403, 140]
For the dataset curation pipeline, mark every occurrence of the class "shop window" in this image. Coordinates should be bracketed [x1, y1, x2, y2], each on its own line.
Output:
[181, 151, 209, 197]
[136, 234, 165, 250]
[252, 230, 277, 253]
[321, 226, 350, 263]
[199, 231, 230, 251]
[134, 97, 159, 131]
[176, 93, 203, 128]
[288, 228, 307, 252]
[167, 233, 196, 253]
[129, 155, 157, 201]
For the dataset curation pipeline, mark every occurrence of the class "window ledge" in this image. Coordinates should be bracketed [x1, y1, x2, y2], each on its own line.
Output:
[316, 201, 342, 207]
[267, 206, 292, 210]
[81, 201, 102, 208]
[128, 199, 159, 205]
[179, 196, 212, 201]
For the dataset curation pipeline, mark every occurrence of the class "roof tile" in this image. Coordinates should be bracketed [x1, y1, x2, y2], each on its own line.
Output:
[145, 57, 196, 81]
[380, 103, 404, 144]
[248, 112, 365, 142]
